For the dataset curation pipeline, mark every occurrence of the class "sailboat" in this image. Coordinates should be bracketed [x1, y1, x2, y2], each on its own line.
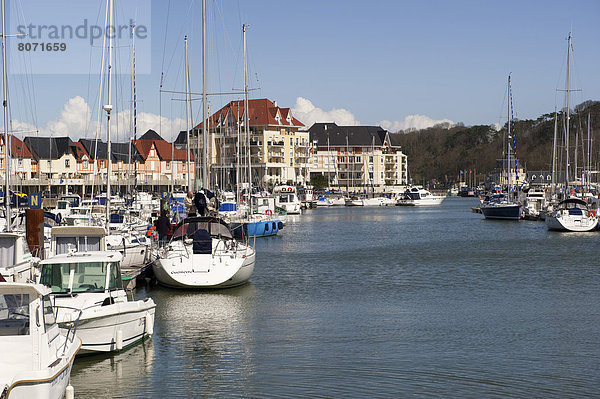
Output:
[480, 75, 522, 220]
[545, 33, 598, 232]
[152, 4, 256, 288]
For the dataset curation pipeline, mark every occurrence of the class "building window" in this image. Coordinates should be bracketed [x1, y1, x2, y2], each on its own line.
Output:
[65, 159, 70, 168]
[17, 158, 23, 167]
[166, 161, 171, 170]
[47, 160, 51, 168]
[83, 160, 88, 168]
[369, 156, 373, 163]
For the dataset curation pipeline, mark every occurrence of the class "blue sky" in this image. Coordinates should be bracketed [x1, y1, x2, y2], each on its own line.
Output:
[5, 0, 600, 140]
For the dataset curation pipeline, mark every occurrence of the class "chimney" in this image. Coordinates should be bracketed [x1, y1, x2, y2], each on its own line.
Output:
[273, 100, 278, 107]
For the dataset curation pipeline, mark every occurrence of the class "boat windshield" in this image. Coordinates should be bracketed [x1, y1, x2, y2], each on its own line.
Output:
[0, 293, 30, 336]
[40, 261, 120, 293]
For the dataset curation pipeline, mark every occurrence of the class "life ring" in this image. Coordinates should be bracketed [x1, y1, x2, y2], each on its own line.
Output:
[265, 209, 273, 215]
[588, 210, 597, 218]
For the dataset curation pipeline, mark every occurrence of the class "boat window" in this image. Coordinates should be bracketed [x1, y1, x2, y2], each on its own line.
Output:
[72, 262, 107, 293]
[42, 295, 56, 331]
[0, 293, 30, 336]
[55, 237, 78, 254]
[108, 262, 123, 290]
[0, 237, 17, 266]
[57, 201, 67, 210]
[40, 263, 71, 293]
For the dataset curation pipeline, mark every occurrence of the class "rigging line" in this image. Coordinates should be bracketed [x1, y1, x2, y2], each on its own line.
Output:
[13, 0, 38, 130]
[160, 0, 172, 82]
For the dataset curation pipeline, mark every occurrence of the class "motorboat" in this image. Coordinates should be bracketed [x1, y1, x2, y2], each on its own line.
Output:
[273, 186, 302, 214]
[152, 216, 255, 289]
[545, 198, 598, 232]
[38, 250, 156, 354]
[479, 193, 522, 220]
[0, 232, 40, 283]
[0, 282, 81, 398]
[523, 188, 547, 220]
[396, 187, 446, 206]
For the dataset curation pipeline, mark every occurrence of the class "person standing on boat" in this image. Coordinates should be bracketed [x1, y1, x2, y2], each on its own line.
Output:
[185, 191, 197, 216]
[194, 191, 207, 216]
[155, 210, 171, 246]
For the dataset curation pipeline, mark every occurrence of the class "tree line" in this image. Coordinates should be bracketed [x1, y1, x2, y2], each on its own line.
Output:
[390, 101, 600, 187]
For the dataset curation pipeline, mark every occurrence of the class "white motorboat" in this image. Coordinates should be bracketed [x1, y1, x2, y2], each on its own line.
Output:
[38, 251, 156, 354]
[523, 188, 547, 220]
[396, 187, 446, 206]
[152, 216, 255, 289]
[0, 283, 81, 399]
[545, 198, 598, 232]
[273, 186, 302, 214]
[0, 232, 39, 283]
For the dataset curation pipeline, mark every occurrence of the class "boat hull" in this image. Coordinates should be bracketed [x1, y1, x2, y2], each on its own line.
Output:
[56, 300, 156, 354]
[2, 338, 80, 399]
[152, 242, 256, 289]
[480, 204, 522, 220]
[545, 213, 598, 232]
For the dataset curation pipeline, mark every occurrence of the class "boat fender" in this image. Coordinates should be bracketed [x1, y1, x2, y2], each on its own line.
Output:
[66, 385, 74, 399]
[278, 221, 284, 230]
[56, 213, 62, 225]
[116, 330, 123, 351]
[265, 209, 273, 215]
[145, 312, 154, 336]
[588, 210, 597, 218]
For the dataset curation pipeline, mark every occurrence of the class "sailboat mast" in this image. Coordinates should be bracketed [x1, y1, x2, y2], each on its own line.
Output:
[243, 24, 251, 209]
[1, 0, 10, 231]
[128, 23, 135, 196]
[185, 36, 192, 191]
[104, 0, 114, 232]
[507, 75, 512, 201]
[551, 109, 558, 199]
[201, 0, 208, 189]
[565, 33, 571, 191]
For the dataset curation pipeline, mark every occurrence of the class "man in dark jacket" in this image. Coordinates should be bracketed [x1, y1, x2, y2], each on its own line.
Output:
[155, 210, 171, 245]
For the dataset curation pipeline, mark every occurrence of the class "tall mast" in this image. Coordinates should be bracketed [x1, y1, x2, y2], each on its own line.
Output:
[103, 0, 114, 233]
[243, 24, 251, 210]
[201, 0, 208, 189]
[564, 33, 571, 192]
[128, 23, 136, 196]
[551, 108, 558, 199]
[1, 0, 10, 231]
[185, 36, 191, 190]
[507, 75, 512, 202]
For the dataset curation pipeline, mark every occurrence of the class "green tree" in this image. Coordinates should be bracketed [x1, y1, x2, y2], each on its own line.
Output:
[310, 174, 329, 189]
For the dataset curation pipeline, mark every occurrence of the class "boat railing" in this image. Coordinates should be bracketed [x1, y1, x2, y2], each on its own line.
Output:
[52, 305, 82, 356]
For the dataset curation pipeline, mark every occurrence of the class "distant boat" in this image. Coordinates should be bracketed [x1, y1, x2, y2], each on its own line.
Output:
[481, 75, 521, 220]
[396, 187, 445, 206]
[480, 193, 522, 220]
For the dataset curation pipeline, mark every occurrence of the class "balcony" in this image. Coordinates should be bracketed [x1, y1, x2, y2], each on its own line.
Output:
[268, 140, 285, 147]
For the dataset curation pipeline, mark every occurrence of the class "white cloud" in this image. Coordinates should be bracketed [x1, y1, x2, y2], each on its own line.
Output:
[11, 96, 186, 141]
[380, 115, 454, 133]
[292, 97, 360, 128]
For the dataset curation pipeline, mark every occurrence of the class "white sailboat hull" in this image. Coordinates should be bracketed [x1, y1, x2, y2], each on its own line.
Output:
[545, 212, 598, 232]
[152, 240, 255, 289]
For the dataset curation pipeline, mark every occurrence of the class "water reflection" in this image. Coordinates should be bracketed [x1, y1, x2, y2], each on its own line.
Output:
[70, 338, 155, 397]
[148, 284, 258, 397]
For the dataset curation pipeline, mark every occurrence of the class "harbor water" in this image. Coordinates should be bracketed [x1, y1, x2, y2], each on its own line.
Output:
[71, 197, 600, 397]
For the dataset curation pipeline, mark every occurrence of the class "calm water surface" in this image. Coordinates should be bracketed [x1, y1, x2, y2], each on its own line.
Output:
[71, 197, 600, 398]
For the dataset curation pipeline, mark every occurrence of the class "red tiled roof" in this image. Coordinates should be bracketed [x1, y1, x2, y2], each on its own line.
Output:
[135, 139, 194, 162]
[195, 98, 305, 129]
[4, 135, 33, 158]
[72, 142, 89, 160]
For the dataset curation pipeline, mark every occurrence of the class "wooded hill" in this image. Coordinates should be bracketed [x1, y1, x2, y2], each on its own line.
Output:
[390, 100, 600, 187]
